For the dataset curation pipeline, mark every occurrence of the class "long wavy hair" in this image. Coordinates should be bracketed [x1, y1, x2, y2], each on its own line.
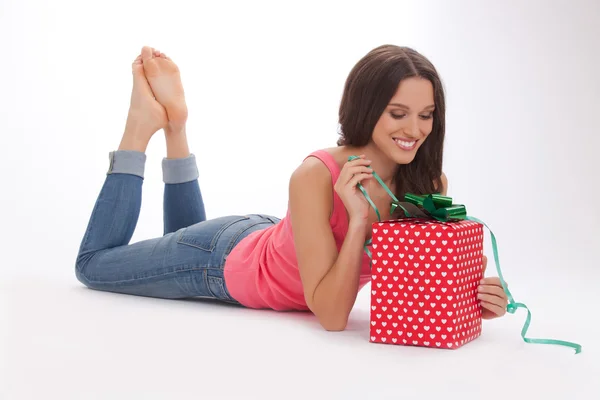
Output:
[337, 45, 446, 201]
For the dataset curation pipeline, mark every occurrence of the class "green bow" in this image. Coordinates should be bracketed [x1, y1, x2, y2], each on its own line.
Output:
[391, 193, 468, 221]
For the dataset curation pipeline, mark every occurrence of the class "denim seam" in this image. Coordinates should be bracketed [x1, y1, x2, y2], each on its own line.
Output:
[223, 220, 274, 257]
[79, 268, 241, 304]
[82, 263, 226, 285]
[176, 229, 213, 252]
[219, 279, 236, 303]
[173, 271, 188, 295]
[207, 275, 226, 298]
[202, 269, 210, 296]
[176, 216, 250, 252]
[79, 259, 241, 304]
[204, 270, 235, 302]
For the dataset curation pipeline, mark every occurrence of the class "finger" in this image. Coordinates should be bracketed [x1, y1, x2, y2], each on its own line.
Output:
[480, 300, 506, 317]
[342, 156, 372, 170]
[481, 277, 509, 290]
[480, 277, 502, 286]
[344, 166, 374, 179]
[477, 292, 506, 307]
[340, 166, 373, 185]
[345, 165, 374, 174]
[478, 284, 506, 298]
[347, 173, 373, 188]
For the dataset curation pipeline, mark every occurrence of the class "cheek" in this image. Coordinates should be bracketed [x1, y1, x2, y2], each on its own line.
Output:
[380, 115, 406, 134]
[373, 117, 395, 139]
[421, 119, 434, 136]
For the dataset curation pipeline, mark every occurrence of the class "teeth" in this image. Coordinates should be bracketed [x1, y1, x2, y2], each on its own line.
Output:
[394, 138, 416, 148]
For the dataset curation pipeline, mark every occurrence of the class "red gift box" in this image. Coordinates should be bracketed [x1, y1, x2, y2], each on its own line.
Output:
[369, 218, 484, 349]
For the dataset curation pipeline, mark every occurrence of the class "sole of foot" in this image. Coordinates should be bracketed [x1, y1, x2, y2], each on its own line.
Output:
[119, 56, 169, 151]
[140, 46, 188, 132]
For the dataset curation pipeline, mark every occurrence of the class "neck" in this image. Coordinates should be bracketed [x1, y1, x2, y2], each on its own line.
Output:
[352, 142, 398, 187]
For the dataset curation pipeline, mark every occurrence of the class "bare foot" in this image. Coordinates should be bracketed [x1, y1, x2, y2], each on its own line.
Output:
[140, 46, 188, 132]
[118, 55, 168, 152]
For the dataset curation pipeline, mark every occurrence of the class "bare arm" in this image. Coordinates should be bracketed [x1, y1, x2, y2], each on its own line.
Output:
[288, 158, 368, 331]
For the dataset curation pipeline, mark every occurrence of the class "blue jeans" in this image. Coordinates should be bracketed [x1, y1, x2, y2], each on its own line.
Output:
[75, 150, 279, 304]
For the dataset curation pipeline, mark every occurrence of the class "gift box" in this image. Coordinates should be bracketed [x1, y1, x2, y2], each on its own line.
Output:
[369, 218, 484, 349]
[350, 152, 582, 354]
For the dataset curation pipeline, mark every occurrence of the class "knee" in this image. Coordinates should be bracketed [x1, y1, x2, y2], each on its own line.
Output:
[74, 253, 93, 286]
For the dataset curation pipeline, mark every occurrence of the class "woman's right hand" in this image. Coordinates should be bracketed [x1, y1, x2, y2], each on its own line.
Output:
[334, 155, 373, 226]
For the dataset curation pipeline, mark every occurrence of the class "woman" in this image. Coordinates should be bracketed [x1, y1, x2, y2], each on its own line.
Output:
[75, 45, 508, 331]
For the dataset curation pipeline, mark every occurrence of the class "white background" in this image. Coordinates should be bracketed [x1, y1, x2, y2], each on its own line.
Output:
[1, 0, 599, 399]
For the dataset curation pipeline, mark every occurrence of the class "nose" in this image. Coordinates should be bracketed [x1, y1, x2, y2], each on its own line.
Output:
[404, 115, 422, 139]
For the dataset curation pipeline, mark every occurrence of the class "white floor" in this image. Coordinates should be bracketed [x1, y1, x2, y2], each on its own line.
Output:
[2, 272, 598, 400]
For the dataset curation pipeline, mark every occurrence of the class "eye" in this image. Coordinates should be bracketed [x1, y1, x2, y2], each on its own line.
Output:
[391, 113, 434, 120]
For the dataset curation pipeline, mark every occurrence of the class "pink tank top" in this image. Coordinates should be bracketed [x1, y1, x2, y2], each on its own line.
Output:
[223, 150, 372, 310]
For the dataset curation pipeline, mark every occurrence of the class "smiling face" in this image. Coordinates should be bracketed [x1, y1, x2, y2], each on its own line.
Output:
[371, 77, 435, 164]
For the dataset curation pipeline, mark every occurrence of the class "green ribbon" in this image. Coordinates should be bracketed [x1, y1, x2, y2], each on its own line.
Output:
[348, 155, 582, 354]
[466, 216, 582, 354]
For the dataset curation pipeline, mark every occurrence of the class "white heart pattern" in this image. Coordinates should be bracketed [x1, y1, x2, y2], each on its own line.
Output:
[369, 219, 484, 350]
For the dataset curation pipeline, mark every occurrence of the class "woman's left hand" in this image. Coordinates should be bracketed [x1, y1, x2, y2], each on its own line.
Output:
[477, 255, 509, 320]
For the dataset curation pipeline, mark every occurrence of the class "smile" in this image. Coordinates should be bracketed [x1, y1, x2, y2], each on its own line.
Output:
[393, 137, 418, 151]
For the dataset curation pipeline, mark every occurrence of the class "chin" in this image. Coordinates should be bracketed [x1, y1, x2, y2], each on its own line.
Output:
[390, 152, 417, 165]
[387, 144, 421, 165]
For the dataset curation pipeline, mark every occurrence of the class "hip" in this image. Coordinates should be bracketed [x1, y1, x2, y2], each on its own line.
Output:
[177, 213, 280, 268]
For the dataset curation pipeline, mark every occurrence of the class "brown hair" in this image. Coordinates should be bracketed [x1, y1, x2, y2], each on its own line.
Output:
[337, 45, 445, 201]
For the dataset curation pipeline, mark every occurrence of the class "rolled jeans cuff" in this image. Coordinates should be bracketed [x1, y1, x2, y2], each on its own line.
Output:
[107, 150, 146, 178]
[162, 154, 199, 184]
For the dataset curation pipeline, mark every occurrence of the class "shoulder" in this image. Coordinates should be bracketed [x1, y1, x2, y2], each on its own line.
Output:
[289, 152, 334, 210]
[290, 147, 345, 185]
[288, 151, 336, 219]
[290, 153, 332, 185]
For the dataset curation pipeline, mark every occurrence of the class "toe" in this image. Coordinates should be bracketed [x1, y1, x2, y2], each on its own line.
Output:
[141, 46, 154, 62]
[132, 62, 144, 77]
[132, 65, 154, 97]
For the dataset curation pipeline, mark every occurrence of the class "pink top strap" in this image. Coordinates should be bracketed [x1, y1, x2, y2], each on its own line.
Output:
[304, 150, 347, 228]
[305, 150, 341, 182]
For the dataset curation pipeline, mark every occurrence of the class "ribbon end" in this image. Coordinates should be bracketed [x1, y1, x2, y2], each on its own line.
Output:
[508, 301, 582, 355]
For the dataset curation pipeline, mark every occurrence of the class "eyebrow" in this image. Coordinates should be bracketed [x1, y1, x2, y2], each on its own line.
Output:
[389, 103, 435, 111]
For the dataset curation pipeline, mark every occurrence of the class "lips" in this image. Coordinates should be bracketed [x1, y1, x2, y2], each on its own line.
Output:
[393, 137, 418, 151]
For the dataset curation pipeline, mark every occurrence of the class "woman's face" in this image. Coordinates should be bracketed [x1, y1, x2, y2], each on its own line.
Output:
[371, 77, 435, 165]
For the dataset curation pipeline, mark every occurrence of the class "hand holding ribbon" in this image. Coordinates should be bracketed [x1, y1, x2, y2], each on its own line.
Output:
[478, 255, 509, 319]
